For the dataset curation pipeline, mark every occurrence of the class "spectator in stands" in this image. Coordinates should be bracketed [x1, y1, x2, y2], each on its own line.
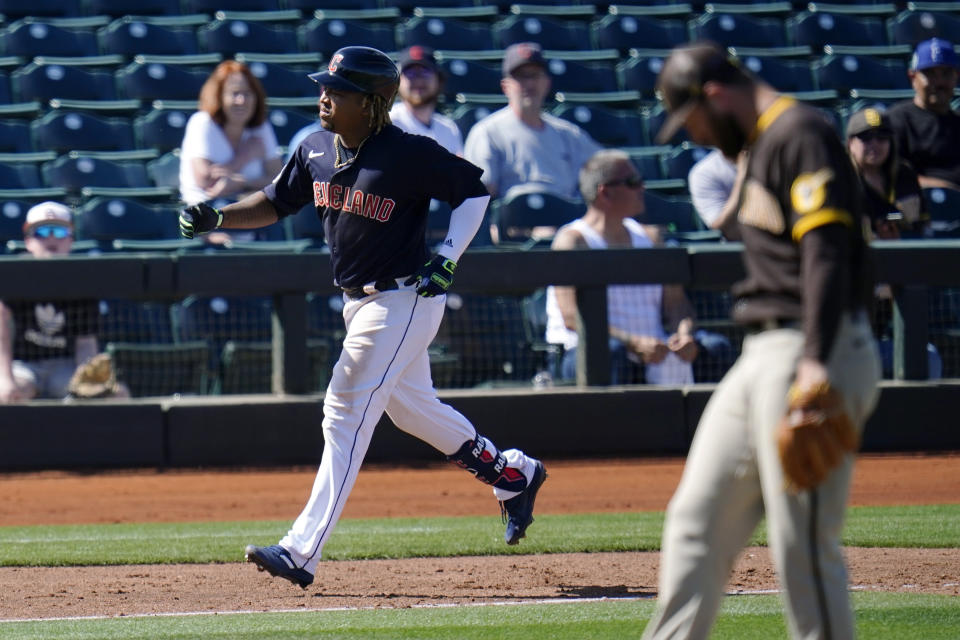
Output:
[180, 60, 284, 243]
[687, 148, 744, 240]
[390, 46, 463, 156]
[464, 42, 601, 201]
[888, 38, 960, 191]
[0, 202, 100, 402]
[544, 149, 697, 385]
[846, 107, 928, 240]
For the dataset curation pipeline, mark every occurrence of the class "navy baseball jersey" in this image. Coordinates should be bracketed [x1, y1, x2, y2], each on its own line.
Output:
[264, 124, 487, 288]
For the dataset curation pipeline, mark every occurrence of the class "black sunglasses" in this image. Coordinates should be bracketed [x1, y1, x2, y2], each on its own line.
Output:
[604, 175, 644, 189]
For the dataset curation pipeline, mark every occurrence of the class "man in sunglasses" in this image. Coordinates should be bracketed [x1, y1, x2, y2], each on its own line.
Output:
[0, 201, 100, 402]
[544, 149, 698, 385]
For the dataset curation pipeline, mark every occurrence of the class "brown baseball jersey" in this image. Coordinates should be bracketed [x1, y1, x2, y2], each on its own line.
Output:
[732, 96, 873, 361]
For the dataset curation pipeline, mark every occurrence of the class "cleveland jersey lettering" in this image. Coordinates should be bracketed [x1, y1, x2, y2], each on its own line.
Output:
[312, 182, 396, 222]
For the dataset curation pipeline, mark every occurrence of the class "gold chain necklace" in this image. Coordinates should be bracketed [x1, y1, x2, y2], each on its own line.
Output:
[333, 134, 370, 169]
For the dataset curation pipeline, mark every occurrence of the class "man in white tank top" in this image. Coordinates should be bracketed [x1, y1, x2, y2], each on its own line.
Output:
[545, 149, 697, 385]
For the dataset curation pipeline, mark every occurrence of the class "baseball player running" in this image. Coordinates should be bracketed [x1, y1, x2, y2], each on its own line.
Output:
[641, 42, 880, 639]
[179, 46, 546, 589]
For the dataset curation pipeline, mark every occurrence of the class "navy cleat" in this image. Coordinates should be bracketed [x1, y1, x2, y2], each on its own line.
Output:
[244, 544, 313, 589]
[500, 460, 547, 545]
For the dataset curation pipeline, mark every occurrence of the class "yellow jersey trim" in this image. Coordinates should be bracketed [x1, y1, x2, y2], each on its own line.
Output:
[752, 95, 796, 141]
[791, 208, 853, 241]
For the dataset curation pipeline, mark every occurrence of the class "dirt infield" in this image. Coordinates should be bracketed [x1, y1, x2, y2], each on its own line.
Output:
[1, 454, 958, 620]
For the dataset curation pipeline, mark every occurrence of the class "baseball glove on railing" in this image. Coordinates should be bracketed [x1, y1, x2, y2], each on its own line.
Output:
[776, 381, 859, 492]
[67, 353, 121, 400]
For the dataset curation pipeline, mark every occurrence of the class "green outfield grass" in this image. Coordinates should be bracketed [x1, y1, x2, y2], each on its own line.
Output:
[0, 505, 957, 567]
[1, 593, 958, 640]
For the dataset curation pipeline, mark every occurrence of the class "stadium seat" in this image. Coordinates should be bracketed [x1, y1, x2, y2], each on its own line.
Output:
[41, 153, 151, 194]
[197, 19, 296, 57]
[245, 60, 316, 98]
[98, 18, 199, 58]
[738, 55, 816, 93]
[449, 103, 498, 141]
[813, 54, 910, 93]
[887, 10, 960, 47]
[0, 71, 10, 104]
[115, 61, 208, 101]
[438, 58, 502, 98]
[689, 13, 786, 48]
[0, 198, 31, 244]
[145, 150, 179, 189]
[616, 53, 668, 99]
[77, 196, 178, 244]
[0, 120, 32, 152]
[11, 62, 116, 102]
[493, 15, 593, 51]
[490, 187, 586, 246]
[31, 110, 135, 154]
[219, 338, 332, 394]
[182, 0, 281, 11]
[106, 341, 211, 397]
[642, 190, 701, 233]
[298, 18, 397, 59]
[551, 103, 646, 147]
[0, 19, 99, 58]
[267, 107, 317, 150]
[787, 11, 886, 49]
[0, 159, 43, 189]
[923, 187, 960, 238]
[391, 0, 475, 12]
[397, 17, 495, 51]
[98, 299, 174, 344]
[663, 144, 712, 181]
[625, 146, 667, 181]
[591, 14, 687, 53]
[134, 107, 189, 152]
[83, 0, 181, 18]
[547, 58, 618, 94]
[0, 0, 81, 19]
[287, 0, 379, 8]
[642, 103, 687, 146]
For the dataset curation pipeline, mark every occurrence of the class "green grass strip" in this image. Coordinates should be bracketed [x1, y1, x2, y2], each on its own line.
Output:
[1, 593, 958, 640]
[0, 505, 956, 567]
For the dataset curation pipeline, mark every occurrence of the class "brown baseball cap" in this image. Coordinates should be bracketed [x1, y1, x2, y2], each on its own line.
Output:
[654, 41, 750, 144]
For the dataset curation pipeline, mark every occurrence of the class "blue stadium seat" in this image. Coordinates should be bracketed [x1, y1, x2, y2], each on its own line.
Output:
[267, 108, 317, 149]
[115, 61, 208, 101]
[642, 190, 701, 233]
[83, 0, 181, 17]
[591, 14, 687, 53]
[787, 11, 886, 49]
[439, 58, 502, 98]
[493, 15, 592, 51]
[663, 144, 712, 181]
[134, 107, 189, 152]
[813, 54, 909, 93]
[287, 0, 379, 9]
[182, 0, 281, 11]
[923, 187, 960, 238]
[643, 104, 687, 146]
[0, 0, 81, 19]
[98, 18, 199, 58]
[391, 0, 475, 12]
[616, 53, 668, 99]
[145, 150, 179, 189]
[738, 55, 816, 93]
[41, 153, 150, 194]
[11, 62, 116, 102]
[106, 339, 211, 397]
[246, 60, 316, 98]
[98, 299, 174, 345]
[548, 58, 618, 94]
[0, 19, 99, 58]
[689, 13, 786, 48]
[887, 10, 960, 47]
[77, 196, 178, 244]
[298, 18, 396, 59]
[625, 147, 666, 182]
[31, 110, 135, 153]
[0, 160, 42, 189]
[397, 17, 495, 51]
[449, 103, 497, 141]
[0, 119, 32, 152]
[0, 70, 10, 103]
[490, 187, 586, 246]
[0, 198, 32, 244]
[197, 19, 296, 56]
[551, 103, 645, 147]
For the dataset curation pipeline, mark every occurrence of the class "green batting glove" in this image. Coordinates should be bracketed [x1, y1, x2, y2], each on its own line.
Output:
[404, 254, 457, 298]
[179, 202, 223, 239]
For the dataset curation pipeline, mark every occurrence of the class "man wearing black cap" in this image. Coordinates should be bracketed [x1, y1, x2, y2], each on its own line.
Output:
[390, 45, 463, 156]
[179, 45, 547, 589]
[642, 42, 880, 640]
[464, 42, 601, 201]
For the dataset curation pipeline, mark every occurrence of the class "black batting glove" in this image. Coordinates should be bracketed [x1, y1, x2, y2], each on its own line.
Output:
[179, 202, 223, 239]
[404, 254, 457, 298]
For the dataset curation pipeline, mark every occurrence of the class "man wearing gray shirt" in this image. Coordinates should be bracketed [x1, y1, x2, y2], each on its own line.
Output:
[464, 42, 601, 201]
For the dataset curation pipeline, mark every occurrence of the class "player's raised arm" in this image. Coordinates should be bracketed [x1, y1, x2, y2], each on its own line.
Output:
[179, 191, 280, 238]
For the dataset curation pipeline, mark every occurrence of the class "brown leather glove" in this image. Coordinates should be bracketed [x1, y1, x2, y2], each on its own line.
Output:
[776, 381, 859, 492]
[67, 353, 120, 400]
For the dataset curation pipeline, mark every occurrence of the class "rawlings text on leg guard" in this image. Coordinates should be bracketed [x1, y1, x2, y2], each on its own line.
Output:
[448, 436, 526, 493]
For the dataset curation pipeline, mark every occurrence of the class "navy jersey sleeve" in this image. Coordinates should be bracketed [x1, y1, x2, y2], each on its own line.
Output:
[262, 144, 316, 218]
[412, 135, 487, 209]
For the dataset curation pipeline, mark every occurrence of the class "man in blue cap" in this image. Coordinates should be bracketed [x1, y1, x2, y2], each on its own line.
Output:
[888, 37, 960, 190]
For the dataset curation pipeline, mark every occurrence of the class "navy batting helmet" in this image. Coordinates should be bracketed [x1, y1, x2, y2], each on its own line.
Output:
[309, 46, 399, 101]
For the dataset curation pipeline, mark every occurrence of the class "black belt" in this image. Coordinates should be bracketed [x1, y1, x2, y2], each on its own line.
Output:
[745, 318, 801, 334]
[341, 279, 399, 300]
